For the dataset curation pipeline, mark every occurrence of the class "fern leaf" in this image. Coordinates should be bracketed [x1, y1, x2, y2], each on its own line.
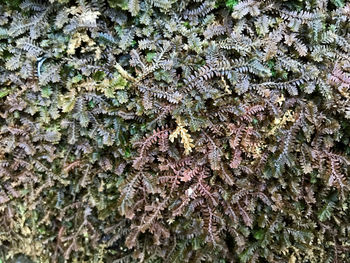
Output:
[128, 0, 140, 17]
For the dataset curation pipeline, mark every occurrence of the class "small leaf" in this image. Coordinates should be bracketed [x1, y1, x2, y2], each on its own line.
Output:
[331, 0, 344, 7]
[318, 201, 334, 222]
[226, 0, 238, 10]
[61, 97, 76, 112]
[146, 52, 156, 62]
[71, 74, 83, 83]
[0, 88, 10, 98]
[253, 229, 265, 240]
[41, 86, 53, 98]
[116, 91, 128, 104]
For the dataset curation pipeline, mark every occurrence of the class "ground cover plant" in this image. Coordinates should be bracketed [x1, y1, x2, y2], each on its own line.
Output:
[0, 0, 350, 262]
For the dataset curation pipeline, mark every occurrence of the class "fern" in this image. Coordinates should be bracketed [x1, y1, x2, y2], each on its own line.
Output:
[128, 0, 140, 17]
[1, 0, 350, 262]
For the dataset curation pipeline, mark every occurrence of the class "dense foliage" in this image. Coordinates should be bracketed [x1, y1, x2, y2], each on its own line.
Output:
[1, 0, 350, 262]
